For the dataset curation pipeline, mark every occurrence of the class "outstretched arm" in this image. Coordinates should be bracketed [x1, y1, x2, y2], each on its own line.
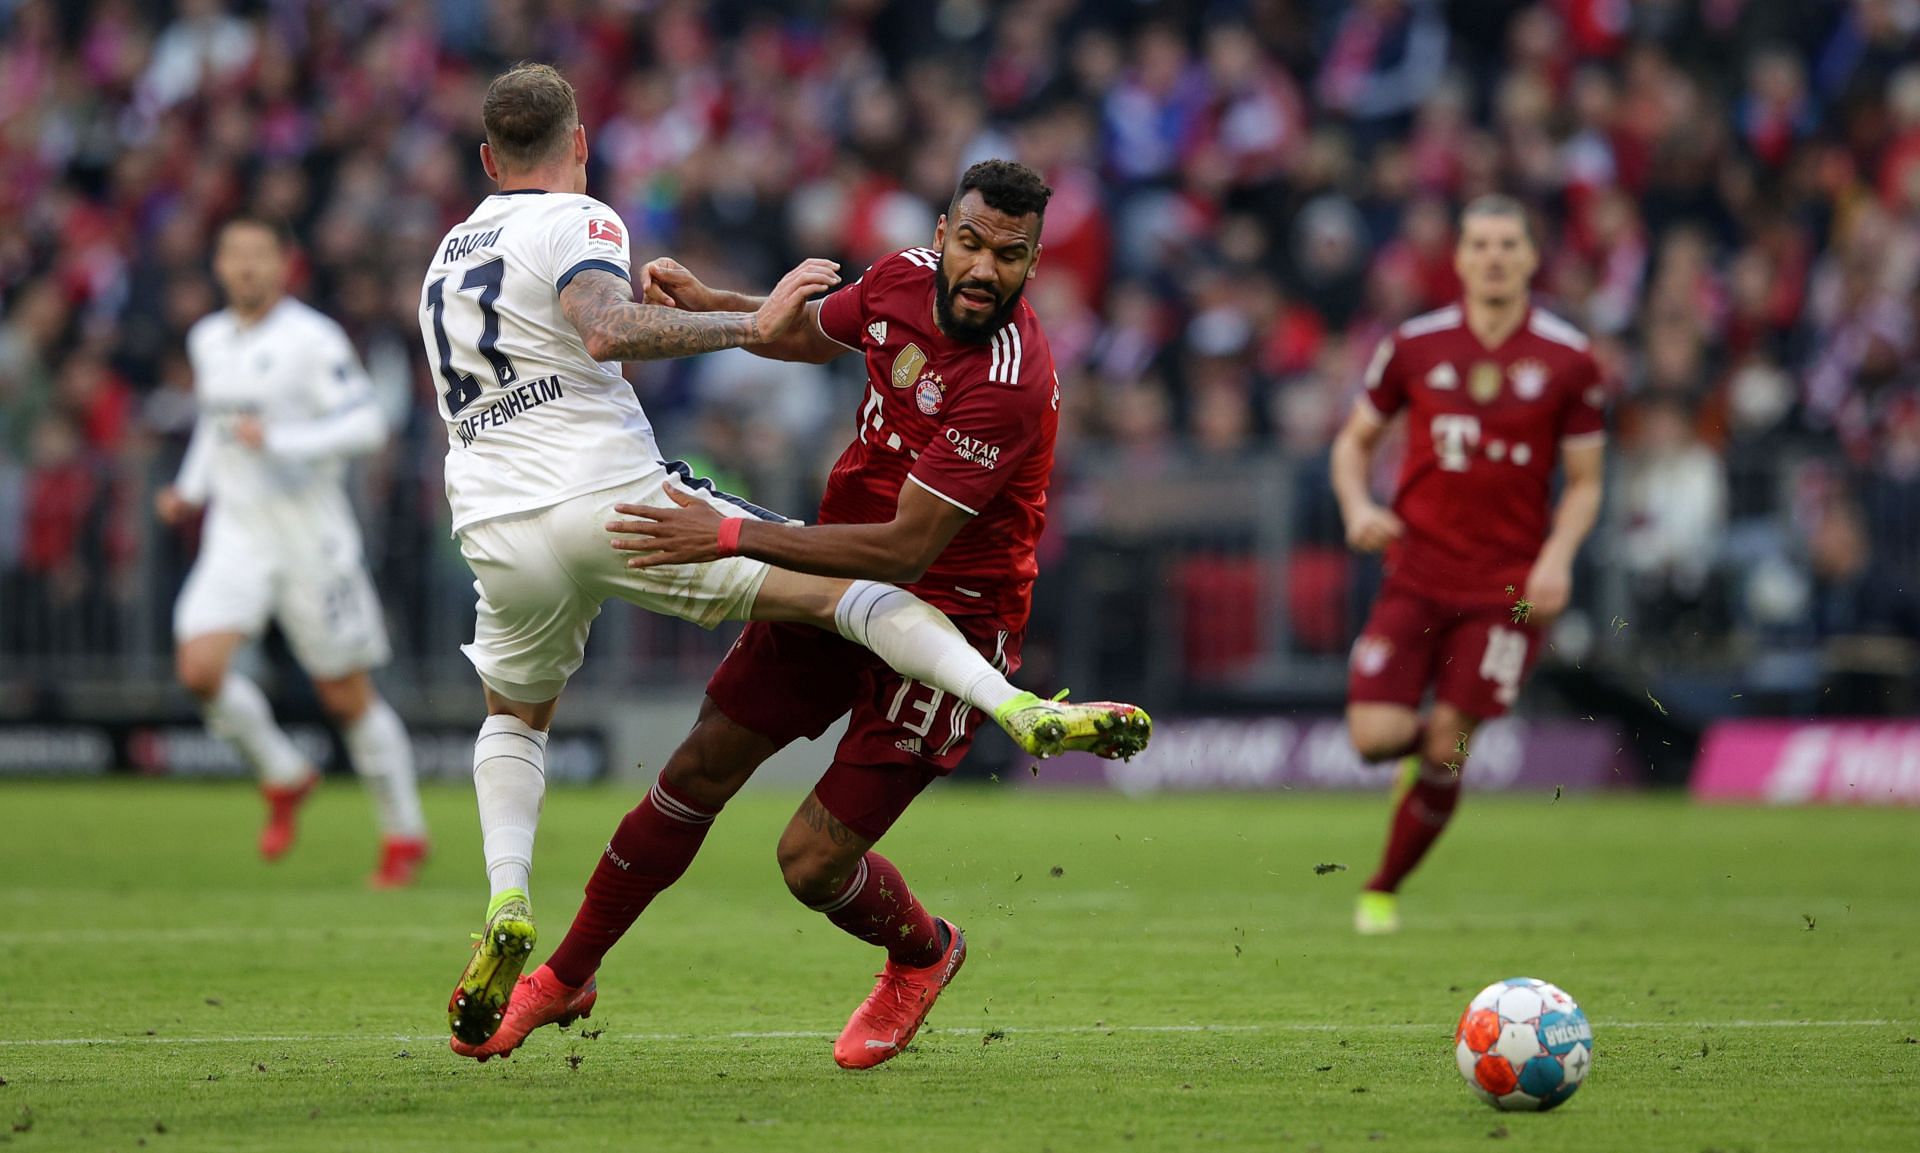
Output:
[605, 480, 970, 584]
[640, 258, 851, 365]
[559, 259, 839, 362]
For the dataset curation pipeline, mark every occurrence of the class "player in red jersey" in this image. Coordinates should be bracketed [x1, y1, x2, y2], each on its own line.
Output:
[1332, 195, 1607, 935]
[450, 160, 1150, 1067]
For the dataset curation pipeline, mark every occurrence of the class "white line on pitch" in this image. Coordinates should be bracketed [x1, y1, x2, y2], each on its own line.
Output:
[0, 1019, 1901, 1048]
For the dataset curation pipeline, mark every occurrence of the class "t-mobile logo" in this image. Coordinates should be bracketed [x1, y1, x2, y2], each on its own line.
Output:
[1430, 414, 1482, 472]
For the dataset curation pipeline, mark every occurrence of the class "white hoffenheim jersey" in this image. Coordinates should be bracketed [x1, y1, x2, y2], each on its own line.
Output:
[421, 190, 662, 534]
[176, 298, 385, 549]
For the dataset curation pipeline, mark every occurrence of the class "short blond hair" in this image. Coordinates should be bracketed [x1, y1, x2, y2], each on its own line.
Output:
[482, 63, 578, 169]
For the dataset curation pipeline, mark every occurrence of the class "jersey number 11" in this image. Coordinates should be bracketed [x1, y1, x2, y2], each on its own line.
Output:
[426, 256, 518, 416]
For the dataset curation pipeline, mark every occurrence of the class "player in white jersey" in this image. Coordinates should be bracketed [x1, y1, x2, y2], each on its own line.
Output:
[156, 216, 428, 888]
[430, 64, 1150, 1050]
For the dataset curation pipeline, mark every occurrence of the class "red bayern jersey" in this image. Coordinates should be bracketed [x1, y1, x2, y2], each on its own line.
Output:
[815, 246, 1059, 625]
[1361, 302, 1607, 607]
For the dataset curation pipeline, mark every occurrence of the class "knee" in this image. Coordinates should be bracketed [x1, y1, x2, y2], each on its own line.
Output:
[313, 676, 373, 725]
[1423, 710, 1476, 770]
[777, 838, 850, 907]
[1423, 735, 1463, 770]
[1349, 711, 1419, 763]
[659, 745, 727, 809]
[1351, 729, 1405, 763]
[657, 721, 762, 811]
[176, 650, 224, 702]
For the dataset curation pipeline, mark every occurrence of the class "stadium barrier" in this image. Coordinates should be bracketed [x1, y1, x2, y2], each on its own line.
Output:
[0, 720, 608, 782]
[16, 446, 1911, 739]
[1692, 720, 1920, 805]
[1015, 715, 1645, 795]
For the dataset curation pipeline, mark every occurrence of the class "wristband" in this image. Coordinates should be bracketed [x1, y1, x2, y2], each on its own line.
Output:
[716, 517, 745, 558]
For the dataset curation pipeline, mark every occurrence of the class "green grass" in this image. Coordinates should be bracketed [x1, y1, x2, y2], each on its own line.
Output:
[1, 780, 1916, 1152]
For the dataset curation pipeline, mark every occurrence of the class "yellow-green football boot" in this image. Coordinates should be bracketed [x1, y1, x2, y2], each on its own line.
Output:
[993, 691, 1153, 761]
[448, 888, 537, 1045]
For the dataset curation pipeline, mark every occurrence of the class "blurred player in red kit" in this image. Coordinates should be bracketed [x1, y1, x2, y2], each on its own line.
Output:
[1332, 195, 1607, 934]
[452, 159, 1150, 1067]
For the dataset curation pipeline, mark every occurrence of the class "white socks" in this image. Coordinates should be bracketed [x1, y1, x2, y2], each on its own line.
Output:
[833, 580, 1020, 713]
[344, 698, 426, 839]
[205, 673, 312, 788]
[207, 675, 427, 844]
[473, 714, 548, 899]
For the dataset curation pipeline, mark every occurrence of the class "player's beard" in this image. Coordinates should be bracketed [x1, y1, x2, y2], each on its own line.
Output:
[933, 260, 1024, 343]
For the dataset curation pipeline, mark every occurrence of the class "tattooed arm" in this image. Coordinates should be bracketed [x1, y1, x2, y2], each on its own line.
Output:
[559, 258, 840, 363]
[638, 258, 850, 365]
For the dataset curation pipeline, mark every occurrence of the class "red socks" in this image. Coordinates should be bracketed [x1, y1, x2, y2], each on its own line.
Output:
[544, 781, 948, 985]
[810, 851, 945, 969]
[1364, 759, 1463, 894]
[546, 776, 718, 988]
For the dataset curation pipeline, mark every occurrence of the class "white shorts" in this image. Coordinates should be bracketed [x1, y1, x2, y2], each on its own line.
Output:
[457, 466, 785, 703]
[174, 519, 392, 679]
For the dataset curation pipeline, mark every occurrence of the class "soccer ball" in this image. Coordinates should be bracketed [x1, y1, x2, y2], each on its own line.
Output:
[1454, 977, 1593, 1111]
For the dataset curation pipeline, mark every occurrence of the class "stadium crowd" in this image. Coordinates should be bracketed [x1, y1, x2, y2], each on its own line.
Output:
[2, 0, 1919, 701]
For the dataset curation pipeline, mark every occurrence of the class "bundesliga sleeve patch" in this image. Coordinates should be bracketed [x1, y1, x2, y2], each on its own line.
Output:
[586, 219, 624, 246]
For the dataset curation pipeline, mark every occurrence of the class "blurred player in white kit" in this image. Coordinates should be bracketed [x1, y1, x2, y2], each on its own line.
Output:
[156, 216, 429, 888]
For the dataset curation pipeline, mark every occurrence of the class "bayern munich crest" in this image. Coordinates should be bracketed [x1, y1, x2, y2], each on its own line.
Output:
[1510, 359, 1549, 401]
[1351, 635, 1393, 677]
[915, 371, 946, 415]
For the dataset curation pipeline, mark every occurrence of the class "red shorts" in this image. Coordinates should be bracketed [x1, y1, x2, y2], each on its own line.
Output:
[705, 618, 1021, 840]
[1346, 580, 1542, 720]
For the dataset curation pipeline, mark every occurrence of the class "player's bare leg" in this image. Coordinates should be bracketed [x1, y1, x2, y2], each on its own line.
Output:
[1348, 703, 1425, 764]
[448, 689, 554, 1046]
[312, 671, 429, 888]
[455, 700, 773, 1061]
[748, 568, 1152, 760]
[178, 630, 320, 860]
[1357, 702, 1480, 934]
[779, 781, 965, 1070]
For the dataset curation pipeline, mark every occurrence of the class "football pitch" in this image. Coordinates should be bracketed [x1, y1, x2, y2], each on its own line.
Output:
[2, 780, 1915, 1152]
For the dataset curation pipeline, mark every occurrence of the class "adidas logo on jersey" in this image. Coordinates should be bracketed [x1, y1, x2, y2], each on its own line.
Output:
[868, 321, 887, 345]
[895, 737, 924, 756]
[1427, 363, 1458, 390]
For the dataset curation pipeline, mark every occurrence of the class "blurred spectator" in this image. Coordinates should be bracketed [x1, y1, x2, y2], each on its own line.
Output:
[1194, 22, 1308, 194]
[1803, 207, 1914, 449]
[1620, 396, 1728, 637]
[1739, 47, 1818, 170]
[139, 0, 256, 112]
[1102, 22, 1206, 187]
[1804, 492, 1920, 711]
[1316, 0, 1450, 145]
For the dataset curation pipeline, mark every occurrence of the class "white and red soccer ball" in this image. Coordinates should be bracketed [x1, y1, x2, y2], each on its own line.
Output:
[1454, 978, 1594, 1111]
